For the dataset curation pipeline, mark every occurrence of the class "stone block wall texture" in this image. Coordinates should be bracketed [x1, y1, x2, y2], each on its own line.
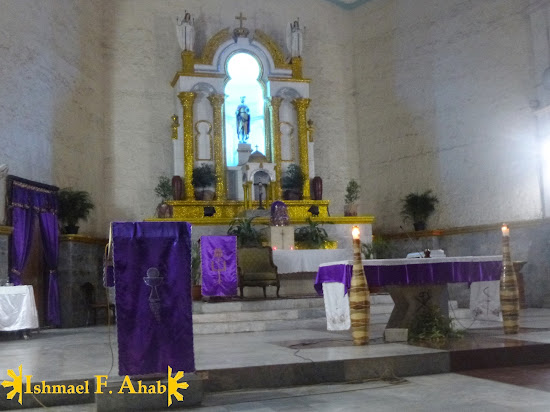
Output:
[353, 0, 540, 232]
[0, 233, 8, 285]
[58, 238, 105, 328]
[0, 0, 106, 235]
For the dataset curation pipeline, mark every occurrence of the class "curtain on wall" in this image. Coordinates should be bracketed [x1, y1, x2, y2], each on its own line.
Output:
[9, 177, 60, 326]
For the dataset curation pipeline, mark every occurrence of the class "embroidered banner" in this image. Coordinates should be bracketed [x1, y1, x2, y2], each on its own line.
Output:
[112, 222, 194, 376]
[200, 236, 237, 297]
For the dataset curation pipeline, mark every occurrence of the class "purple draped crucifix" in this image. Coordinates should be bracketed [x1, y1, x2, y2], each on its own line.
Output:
[200, 236, 237, 297]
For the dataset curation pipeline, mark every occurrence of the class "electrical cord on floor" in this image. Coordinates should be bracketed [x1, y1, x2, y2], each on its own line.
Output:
[448, 301, 482, 331]
[105, 286, 115, 377]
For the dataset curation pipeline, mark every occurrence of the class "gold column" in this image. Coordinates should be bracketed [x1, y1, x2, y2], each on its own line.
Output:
[270, 97, 283, 199]
[178, 91, 196, 200]
[292, 97, 311, 200]
[208, 94, 226, 201]
[181, 50, 195, 75]
[291, 57, 303, 79]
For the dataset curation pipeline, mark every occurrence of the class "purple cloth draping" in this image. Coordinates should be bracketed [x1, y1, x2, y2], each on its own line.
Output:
[315, 259, 503, 296]
[112, 221, 194, 376]
[10, 180, 59, 327]
[38, 212, 60, 326]
[10, 207, 34, 286]
[200, 236, 238, 297]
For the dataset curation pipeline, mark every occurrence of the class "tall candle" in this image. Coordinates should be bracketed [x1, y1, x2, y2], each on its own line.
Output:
[501, 224, 509, 237]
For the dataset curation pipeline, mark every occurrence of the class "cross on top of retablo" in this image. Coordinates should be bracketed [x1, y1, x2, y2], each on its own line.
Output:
[235, 12, 247, 28]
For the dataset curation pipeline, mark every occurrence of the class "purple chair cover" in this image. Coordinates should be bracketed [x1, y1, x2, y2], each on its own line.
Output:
[315, 259, 503, 296]
[200, 236, 238, 297]
[112, 221, 195, 376]
[10, 180, 60, 326]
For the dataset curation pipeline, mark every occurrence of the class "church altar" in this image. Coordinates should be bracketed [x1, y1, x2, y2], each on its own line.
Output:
[147, 11, 375, 227]
[315, 256, 503, 329]
[273, 249, 352, 274]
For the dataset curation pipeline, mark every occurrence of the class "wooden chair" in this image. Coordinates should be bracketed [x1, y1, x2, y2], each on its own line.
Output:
[81, 282, 115, 326]
[237, 247, 280, 298]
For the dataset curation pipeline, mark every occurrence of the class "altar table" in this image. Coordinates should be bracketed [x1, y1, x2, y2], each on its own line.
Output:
[315, 256, 502, 328]
[272, 249, 351, 274]
[0, 285, 39, 332]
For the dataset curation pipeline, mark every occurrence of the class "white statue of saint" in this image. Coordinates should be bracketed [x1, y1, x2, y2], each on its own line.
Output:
[0, 164, 8, 225]
[286, 19, 303, 58]
[176, 11, 195, 52]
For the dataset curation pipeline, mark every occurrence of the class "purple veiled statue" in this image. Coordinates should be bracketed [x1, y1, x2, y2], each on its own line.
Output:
[270, 201, 289, 226]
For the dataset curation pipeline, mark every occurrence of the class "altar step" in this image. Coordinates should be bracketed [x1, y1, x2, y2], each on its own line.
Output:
[191, 295, 469, 335]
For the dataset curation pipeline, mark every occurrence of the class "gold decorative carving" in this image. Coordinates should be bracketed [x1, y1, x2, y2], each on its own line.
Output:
[196, 28, 232, 65]
[268, 77, 311, 83]
[178, 92, 197, 200]
[208, 94, 226, 201]
[171, 114, 179, 140]
[60, 234, 108, 245]
[292, 98, 312, 200]
[291, 57, 303, 79]
[253, 30, 292, 70]
[270, 97, 283, 199]
[181, 50, 195, 74]
[194, 120, 213, 160]
[0, 226, 13, 235]
[156, 199, 376, 226]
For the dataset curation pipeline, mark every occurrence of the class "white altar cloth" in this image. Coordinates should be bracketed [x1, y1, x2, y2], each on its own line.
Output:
[273, 249, 351, 274]
[0, 285, 39, 331]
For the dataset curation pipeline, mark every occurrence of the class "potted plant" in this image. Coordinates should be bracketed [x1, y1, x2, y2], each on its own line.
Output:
[227, 217, 264, 247]
[294, 218, 332, 249]
[192, 163, 216, 200]
[281, 164, 305, 200]
[155, 176, 173, 218]
[191, 242, 202, 301]
[400, 190, 439, 231]
[361, 236, 394, 259]
[344, 179, 360, 216]
[57, 188, 95, 234]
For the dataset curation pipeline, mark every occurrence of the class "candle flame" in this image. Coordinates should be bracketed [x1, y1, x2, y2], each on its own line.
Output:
[352, 226, 360, 240]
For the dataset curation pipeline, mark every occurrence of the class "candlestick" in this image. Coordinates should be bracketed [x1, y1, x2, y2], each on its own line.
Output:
[500, 225, 519, 334]
[349, 226, 370, 345]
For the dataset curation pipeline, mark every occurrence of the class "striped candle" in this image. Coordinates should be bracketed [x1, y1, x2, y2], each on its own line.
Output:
[500, 224, 519, 334]
[349, 226, 371, 345]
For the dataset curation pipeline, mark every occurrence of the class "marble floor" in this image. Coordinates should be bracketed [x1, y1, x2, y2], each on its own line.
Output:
[18, 370, 550, 411]
[2, 309, 550, 410]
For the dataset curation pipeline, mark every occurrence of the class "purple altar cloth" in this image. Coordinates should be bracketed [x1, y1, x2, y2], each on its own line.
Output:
[112, 222, 195, 376]
[200, 236, 238, 297]
[315, 256, 503, 296]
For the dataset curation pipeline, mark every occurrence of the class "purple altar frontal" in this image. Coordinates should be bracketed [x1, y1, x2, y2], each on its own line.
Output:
[112, 221, 195, 376]
[315, 256, 503, 295]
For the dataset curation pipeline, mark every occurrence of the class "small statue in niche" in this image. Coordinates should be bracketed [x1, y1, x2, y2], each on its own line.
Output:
[236, 96, 250, 143]
[176, 11, 195, 52]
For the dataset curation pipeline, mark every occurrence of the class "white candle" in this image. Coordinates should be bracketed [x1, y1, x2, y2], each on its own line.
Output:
[501, 224, 509, 237]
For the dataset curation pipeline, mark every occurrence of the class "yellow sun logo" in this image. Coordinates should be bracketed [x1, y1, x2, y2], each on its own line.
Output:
[167, 366, 189, 406]
[2, 365, 23, 405]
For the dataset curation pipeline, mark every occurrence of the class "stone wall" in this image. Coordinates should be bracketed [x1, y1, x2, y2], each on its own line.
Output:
[0, 0, 106, 235]
[58, 236, 106, 328]
[353, 0, 540, 232]
[0, 228, 9, 285]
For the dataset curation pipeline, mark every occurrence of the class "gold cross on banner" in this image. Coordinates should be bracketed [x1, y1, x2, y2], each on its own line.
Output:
[235, 12, 247, 28]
